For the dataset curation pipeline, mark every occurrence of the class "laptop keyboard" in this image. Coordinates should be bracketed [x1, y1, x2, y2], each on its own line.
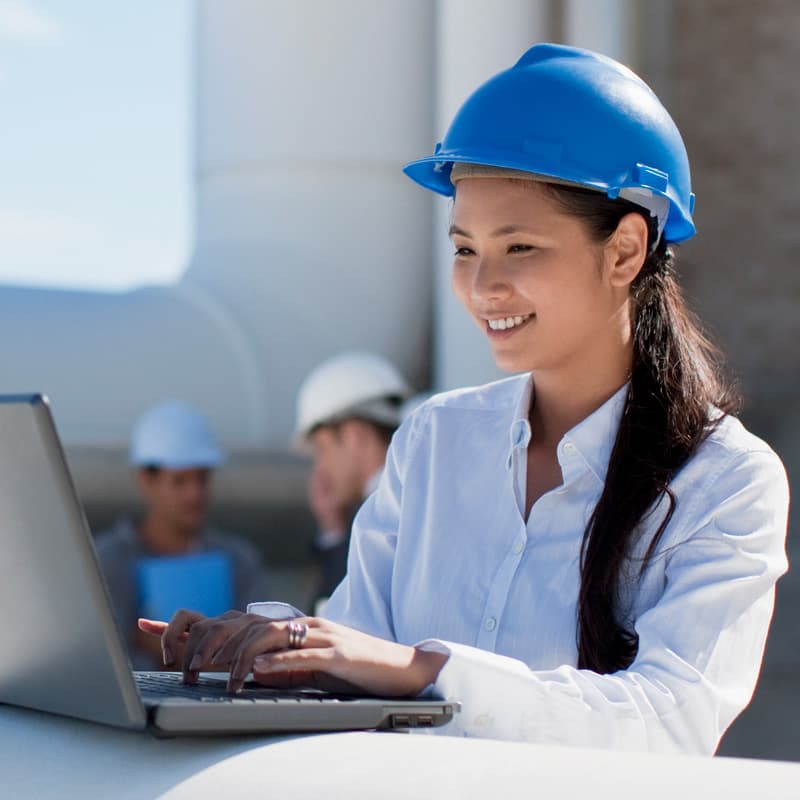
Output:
[134, 672, 356, 703]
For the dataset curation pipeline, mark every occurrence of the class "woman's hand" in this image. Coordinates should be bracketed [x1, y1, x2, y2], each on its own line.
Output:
[251, 618, 448, 697]
[142, 612, 448, 696]
[138, 609, 245, 681]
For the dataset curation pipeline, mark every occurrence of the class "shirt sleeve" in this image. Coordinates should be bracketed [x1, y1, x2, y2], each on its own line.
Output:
[94, 527, 139, 642]
[247, 601, 305, 619]
[416, 445, 789, 754]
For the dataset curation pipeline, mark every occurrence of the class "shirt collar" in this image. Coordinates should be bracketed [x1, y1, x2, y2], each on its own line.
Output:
[506, 374, 629, 483]
[561, 381, 629, 484]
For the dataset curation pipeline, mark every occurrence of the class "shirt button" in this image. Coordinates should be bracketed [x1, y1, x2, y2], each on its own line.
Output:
[484, 617, 497, 631]
[512, 538, 525, 555]
[562, 442, 577, 456]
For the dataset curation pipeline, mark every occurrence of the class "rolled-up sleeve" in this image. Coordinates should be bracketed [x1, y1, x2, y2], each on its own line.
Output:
[417, 446, 789, 753]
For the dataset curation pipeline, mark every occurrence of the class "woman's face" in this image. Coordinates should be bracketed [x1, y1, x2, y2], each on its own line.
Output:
[450, 177, 633, 378]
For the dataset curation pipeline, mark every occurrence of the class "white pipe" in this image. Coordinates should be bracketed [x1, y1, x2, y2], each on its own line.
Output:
[0, 1, 438, 452]
[184, 0, 437, 442]
[563, 0, 637, 67]
[0, 284, 264, 447]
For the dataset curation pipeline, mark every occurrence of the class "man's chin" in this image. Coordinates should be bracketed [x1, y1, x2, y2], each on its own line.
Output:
[176, 516, 205, 534]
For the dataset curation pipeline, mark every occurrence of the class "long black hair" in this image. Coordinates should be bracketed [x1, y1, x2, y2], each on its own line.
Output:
[545, 184, 739, 674]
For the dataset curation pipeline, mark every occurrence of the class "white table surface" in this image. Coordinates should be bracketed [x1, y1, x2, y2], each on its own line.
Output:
[2, 704, 799, 799]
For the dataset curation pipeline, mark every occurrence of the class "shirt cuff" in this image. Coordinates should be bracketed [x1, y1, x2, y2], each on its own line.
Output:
[412, 639, 453, 700]
[246, 601, 305, 619]
[314, 528, 348, 550]
[414, 638, 549, 740]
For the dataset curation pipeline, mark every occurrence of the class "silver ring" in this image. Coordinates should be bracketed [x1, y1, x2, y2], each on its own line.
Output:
[287, 621, 308, 649]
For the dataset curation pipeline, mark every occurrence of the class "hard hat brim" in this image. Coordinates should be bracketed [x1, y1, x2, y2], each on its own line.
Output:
[402, 155, 696, 244]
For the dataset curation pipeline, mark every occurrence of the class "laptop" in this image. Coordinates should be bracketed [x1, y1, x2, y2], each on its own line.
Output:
[0, 394, 458, 736]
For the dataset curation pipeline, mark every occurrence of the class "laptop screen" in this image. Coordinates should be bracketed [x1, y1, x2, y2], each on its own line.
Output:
[0, 394, 147, 728]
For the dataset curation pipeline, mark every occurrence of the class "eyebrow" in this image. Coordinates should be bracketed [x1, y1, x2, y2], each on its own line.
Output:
[448, 223, 543, 238]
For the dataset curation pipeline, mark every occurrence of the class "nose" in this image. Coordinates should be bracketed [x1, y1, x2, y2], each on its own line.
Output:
[471, 255, 512, 303]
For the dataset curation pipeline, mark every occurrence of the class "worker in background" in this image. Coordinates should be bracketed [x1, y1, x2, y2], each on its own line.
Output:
[95, 400, 270, 669]
[294, 351, 410, 613]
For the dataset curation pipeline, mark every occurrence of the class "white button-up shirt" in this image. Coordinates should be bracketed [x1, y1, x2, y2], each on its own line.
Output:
[320, 373, 789, 754]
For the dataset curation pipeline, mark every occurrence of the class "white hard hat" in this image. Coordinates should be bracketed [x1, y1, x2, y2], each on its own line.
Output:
[130, 400, 224, 468]
[295, 351, 411, 442]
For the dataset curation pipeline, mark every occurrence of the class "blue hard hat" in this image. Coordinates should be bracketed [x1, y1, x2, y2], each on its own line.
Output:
[130, 400, 224, 469]
[403, 43, 696, 243]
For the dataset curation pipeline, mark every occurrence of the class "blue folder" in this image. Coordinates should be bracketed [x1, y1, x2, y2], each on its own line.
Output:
[136, 551, 234, 621]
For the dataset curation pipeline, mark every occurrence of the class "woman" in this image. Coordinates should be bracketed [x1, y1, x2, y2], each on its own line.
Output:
[143, 44, 789, 754]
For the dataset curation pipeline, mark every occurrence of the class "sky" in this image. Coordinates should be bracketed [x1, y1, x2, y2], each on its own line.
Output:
[0, 0, 191, 291]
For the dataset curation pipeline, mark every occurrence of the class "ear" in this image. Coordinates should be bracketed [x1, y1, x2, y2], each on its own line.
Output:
[604, 212, 649, 288]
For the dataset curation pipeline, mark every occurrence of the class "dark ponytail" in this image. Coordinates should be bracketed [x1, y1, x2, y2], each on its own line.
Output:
[545, 185, 739, 674]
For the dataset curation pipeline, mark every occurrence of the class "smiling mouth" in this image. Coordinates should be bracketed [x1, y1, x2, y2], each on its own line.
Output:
[486, 314, 532, 332]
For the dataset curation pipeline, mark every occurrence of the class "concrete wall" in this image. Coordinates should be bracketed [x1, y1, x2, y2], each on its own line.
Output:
[664, 0, 800, 761]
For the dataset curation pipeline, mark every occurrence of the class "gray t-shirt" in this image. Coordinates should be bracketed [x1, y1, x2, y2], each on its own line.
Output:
[94, 517, 270, 669]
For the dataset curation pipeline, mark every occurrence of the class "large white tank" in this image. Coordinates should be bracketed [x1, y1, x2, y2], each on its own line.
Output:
[0, 0, 640, 451]
[0, 0, 437, 452]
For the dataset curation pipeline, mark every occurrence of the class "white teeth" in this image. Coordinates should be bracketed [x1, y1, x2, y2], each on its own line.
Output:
[488, 314, 530, 331]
